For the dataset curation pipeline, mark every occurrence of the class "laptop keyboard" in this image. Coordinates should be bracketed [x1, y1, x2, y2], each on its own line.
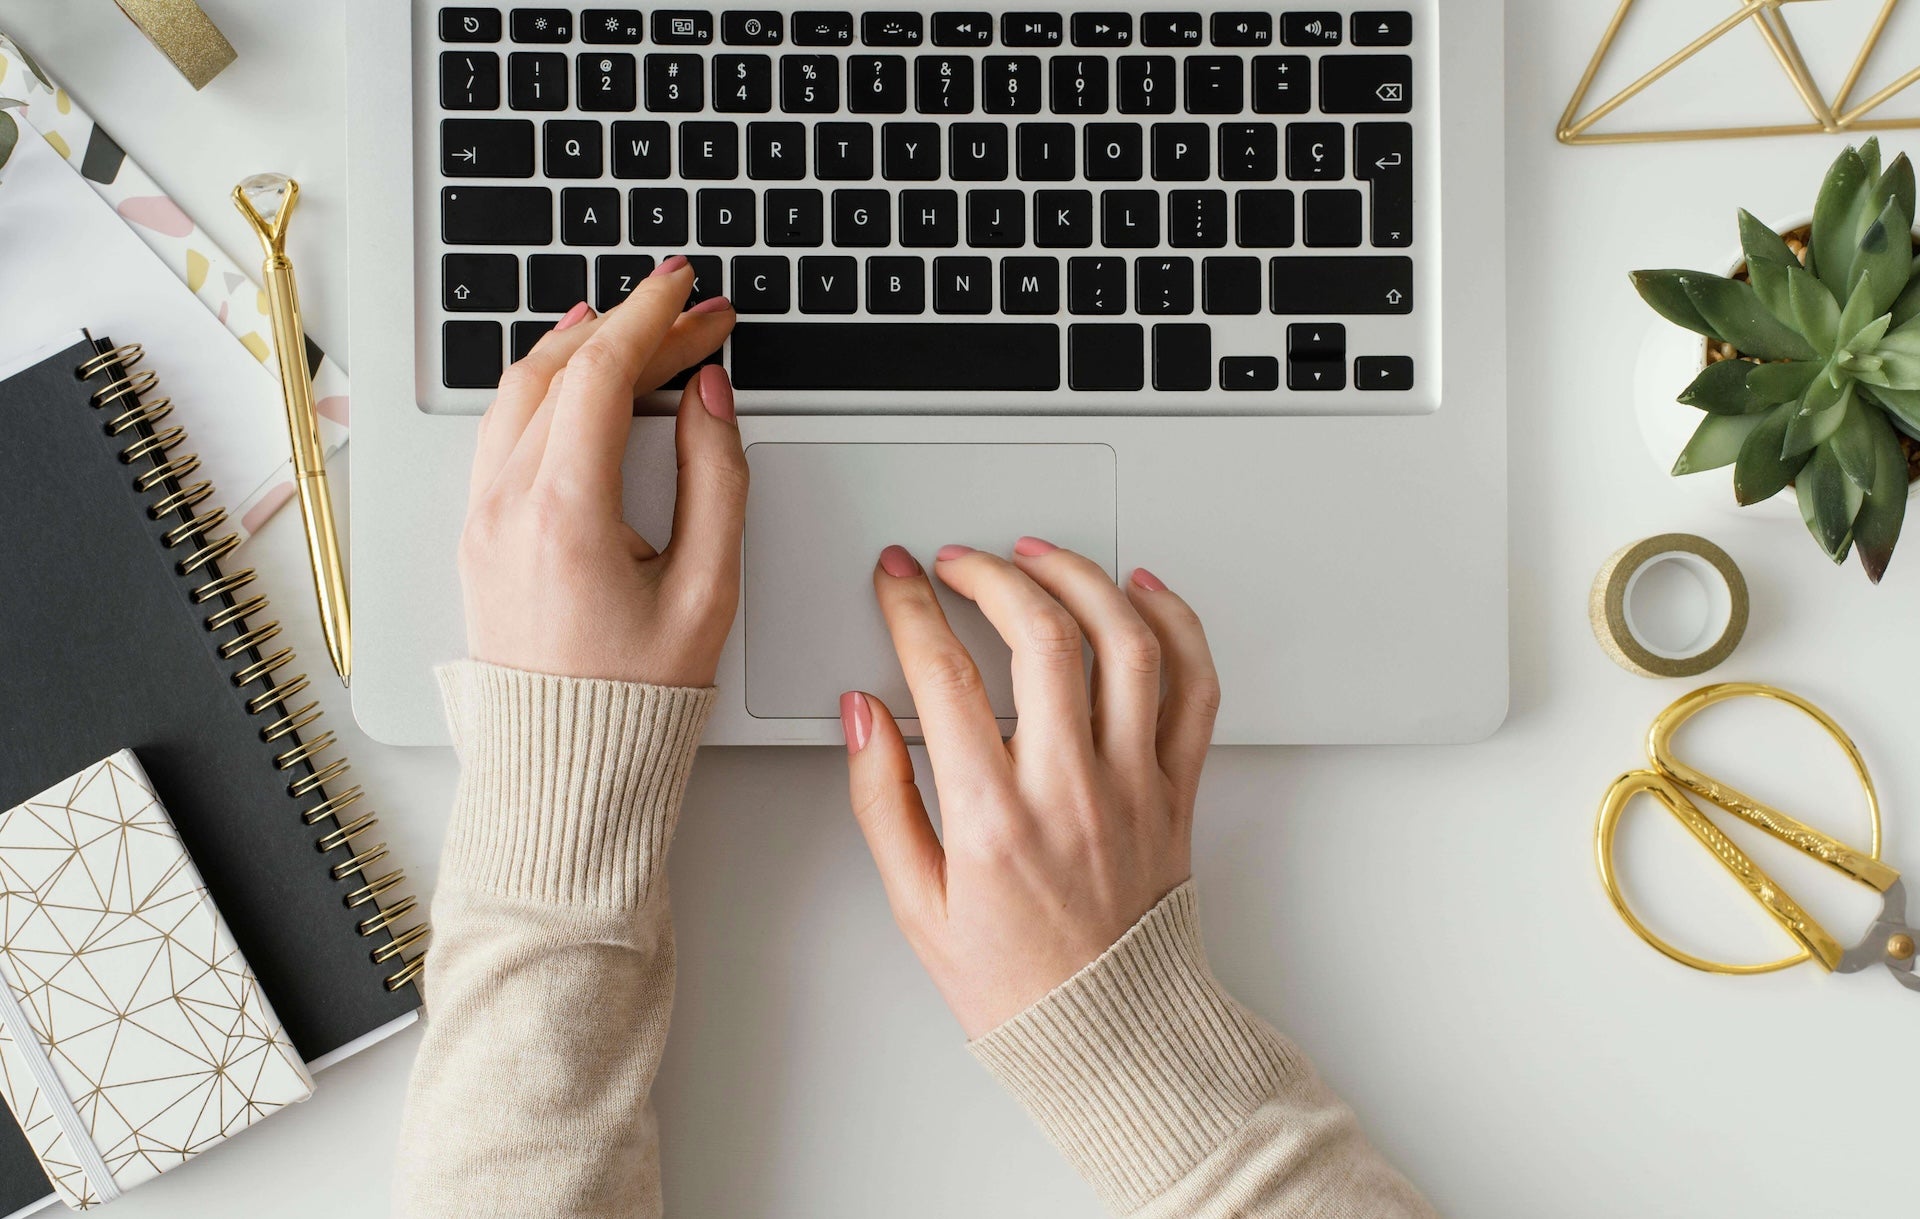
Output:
[421, 4, 1437, 411]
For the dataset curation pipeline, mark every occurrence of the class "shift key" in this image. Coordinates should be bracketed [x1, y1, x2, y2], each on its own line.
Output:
[1269, 256, 1411, 314]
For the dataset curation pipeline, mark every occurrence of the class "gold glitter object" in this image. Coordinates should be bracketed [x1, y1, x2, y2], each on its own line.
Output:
[112, 0, 236, 90]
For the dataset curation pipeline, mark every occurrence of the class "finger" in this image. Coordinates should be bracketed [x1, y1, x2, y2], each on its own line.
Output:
[1011, 537, 1160, 762]
[873, 546, 1013, 801]
[842, 691, 946, 925]
[539, 257, 696, 509]
[665, 364, 749, 588]
[1126, 568, 1221, 811]
[632, 299, 735, 394]
[470, 301, 596, 500]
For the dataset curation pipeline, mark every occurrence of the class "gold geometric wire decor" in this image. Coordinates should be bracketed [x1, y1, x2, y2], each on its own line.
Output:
[1559, 0, 1920, 145]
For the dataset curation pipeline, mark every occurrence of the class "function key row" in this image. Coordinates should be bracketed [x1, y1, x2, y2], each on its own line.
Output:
[441, 8, 1413, 48]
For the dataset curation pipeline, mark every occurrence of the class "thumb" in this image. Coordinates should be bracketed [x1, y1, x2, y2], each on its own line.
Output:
[842, 691, 946, 926]
[665, 364, 749, 585]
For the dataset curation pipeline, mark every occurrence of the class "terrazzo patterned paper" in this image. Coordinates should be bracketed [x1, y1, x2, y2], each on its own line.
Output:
[0, 30, 348, 543]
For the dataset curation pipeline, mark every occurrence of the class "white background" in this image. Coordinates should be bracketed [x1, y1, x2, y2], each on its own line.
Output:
[4, 1, 1919, 1215]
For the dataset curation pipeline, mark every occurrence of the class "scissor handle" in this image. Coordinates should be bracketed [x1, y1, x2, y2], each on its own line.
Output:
[1596, 769, 1839, 973]
[1648, 683, 1897, 893]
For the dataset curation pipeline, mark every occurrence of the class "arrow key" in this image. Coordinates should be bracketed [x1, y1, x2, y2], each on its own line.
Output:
[1287, 357, 1345, 391]
[1356, 355, 1414, 389]
[1221, 355, 1279, 391]
[443, 252, 520, 312]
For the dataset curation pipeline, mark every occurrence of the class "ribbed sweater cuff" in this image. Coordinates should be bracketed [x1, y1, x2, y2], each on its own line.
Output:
[436, 660, 716, 910]
[969, 882, 1301, 1214]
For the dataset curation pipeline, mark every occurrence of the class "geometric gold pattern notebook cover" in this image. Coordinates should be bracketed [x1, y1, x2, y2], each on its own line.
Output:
[0, 751, 313, 1210]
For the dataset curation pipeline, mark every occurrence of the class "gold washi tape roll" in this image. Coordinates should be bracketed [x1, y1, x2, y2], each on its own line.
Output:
[114, 0, 237, 90]
[1590, 534, 1748, 678]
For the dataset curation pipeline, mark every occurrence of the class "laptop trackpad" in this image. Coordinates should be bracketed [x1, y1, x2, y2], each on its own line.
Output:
[744, 443, 1118, 721]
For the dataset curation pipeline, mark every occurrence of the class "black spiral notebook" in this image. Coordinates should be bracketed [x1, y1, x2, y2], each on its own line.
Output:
[0, 335, 426, 1215]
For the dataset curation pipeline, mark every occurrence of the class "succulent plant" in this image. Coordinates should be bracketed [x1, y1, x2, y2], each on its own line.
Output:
[1631, 138, 1920, 582]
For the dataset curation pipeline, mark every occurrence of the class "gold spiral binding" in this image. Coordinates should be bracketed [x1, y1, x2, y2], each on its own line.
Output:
[75, 340, 427, 989]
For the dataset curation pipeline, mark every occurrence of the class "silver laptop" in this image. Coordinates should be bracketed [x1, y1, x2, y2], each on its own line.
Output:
[344, 0, 1506, 746]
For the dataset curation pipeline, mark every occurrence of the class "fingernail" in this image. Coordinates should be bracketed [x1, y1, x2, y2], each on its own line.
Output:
[554, 301, 594, 332]
[651, 254, 690, 277]
[1131, 567, 1167, 592]
[840, 691, 872, 755]
[696, 363, 735, 420]
[1013, 536, 1057, 557]
[879, 545, 921, 578]
[689, 294, 733, 314]
[935, 544, 974, 562]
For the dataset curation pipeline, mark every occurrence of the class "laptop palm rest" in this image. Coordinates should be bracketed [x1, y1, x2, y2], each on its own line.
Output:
[743, 442, 1118, 722]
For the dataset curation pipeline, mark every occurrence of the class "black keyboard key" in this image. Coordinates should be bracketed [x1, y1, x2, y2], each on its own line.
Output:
[443, 253, 518, 311]
[582, 8, 644, 42]
[832, 189, 891, 244]
[678, 255, 721, 305]
[714, 54, 774, 111]
[443, 117, 534, 176]
[1269, 256, 1412, 313]
[578, 51, 636, 108]
[1236, 189, 1295, 246]
[1252, 55, 1310, 113]
[1322, 55, 1410, 113]
[1102, 191, 1159, 247]
[868, 256, 926, 313]
[1136, 256, 1194, 315]
[1289, 358, 1343, 390]
[1202, 255, 1261, 313]
[509, 51, 567, 108]
[442, 51, 501, 109]
[1353, 11, 1412, 46]
[1151, 123, 1208, 180]
[653, 10, 714, 43]
[1281, 12, 1341, 46]
[793, 11, 854, 44]
[1017, 123, 1075, 180]
[512, 319, 556, 361]
[1141, 12, 1202, 47]
[850, 55, 909, 113]
[1219, 123, 1278, 180]
[1287, 122, 1345, 180]
[1084, 123, 1142, 180]
[1068, 256, 1125, 313]
[899, 189, 959, 246]
[443, 185, 553, 244]
[443, 8, 502, 42]
[1035, 190, 1094, 247]
[1116, 55, 1176, 114]
[1003, 12, 1063, 47]
[1168, 189, 1227, 247]
[1288, 322, 1344, 360]
[917, 56, 975, 113]
[1211, 13, 1273, 46]
[950, 122, 1009, 180]
[1184, 57, 1243, 113]
[782, 54, 840, 111]
[766, 188, 825, 244]
[612, 120, 670, 177]
[1355, 122, 1413, 246]
[630, 187, 689, 244]
[799, 255, 859, 312]
[966, 190, 1024, 246]
[443, 321, 504, 388]
[1049, 55, 1109, 114]
[748, 121, 806, 177]
[527, 253, 588, 311]
[1221, 354, 1279, 389]
[731, 255, 791, 312]
[646, 54, 705, 110]
[698, 187, 756, 244]
[681, 121, 740, 177]
[863, 12, 924, 45]
[595, 253, 656, 310]
[1356, 355, 1415, 389]
[1153, 323, 1211, 389]
[986, 55, 1044, 114]
[1303, 189, 1363, 247]
[934, 256, 993, 313]
[723, 10, 784, 43]
[732, 322, 1060, 389]
[561, 187, 621, 245]
[932, 12, 993, 46]
[544, 119, 603, 177]
[1002, 257, 1060, 312]
[511, 8, 572, 41]
[1069, 323, 1144, 390]
[817, 122, 875, 178]
[882, 122, 942, 178]
[1072, 13, 1133, 46]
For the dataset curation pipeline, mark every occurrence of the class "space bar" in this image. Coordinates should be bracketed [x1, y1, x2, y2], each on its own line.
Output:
[731, 323, 1061, 391]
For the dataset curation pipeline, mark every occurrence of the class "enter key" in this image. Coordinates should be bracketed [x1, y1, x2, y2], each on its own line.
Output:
[1355, 122, 1412, 248]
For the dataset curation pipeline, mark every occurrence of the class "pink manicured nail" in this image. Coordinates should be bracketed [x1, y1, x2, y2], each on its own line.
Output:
[1131, 567, 1167, 592]
[840, 691, 872, 754]
[696, 363, 735, 420]
[651, 254, 690, 277]
[1013, 536, 1057, 557]
[689, 295, 733, 314]
[879, 545, 921, 578]
[935, 544, 974, 562]
[554, 301, 594, 332]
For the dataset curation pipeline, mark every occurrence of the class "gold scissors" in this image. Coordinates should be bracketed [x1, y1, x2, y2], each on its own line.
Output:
[1596, 682, 1920, 989]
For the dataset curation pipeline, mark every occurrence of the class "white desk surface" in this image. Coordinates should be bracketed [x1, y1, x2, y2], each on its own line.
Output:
[7, 1, 1917, 1215]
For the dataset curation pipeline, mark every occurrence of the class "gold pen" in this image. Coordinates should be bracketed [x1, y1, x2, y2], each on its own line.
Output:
[234, 173, 351, 684]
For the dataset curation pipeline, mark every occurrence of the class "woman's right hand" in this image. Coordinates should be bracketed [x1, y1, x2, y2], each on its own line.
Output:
[839, 540, 1220, 1039]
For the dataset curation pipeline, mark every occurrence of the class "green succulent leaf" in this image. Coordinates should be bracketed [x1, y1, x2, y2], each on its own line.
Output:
[1747, 359, 1823, 403]
[1813, 145, 1875, 290]
[1735, 399, 1811, 503]
[1864, 382, 1920, 435]
[1870, 152, 1916, 236]
[1672, 410, 1765, 474]
[1856, 314, 1920, 390]
[1836, 269, 1886, 353]
[1630, 269, 1725, 340]
[1739, 210, 1801, 323]
[1855, 407, 1908, 582]
[1845, 313, 1893, 358]
[1861, 137, 1884, 186]
[1895, 260, 1920, 328]
[1848, 198, 1915, 318]
[1798, 443, 1864, 562]
[1832, 401, 1879, 491]
[1684, 274, 1821, 361]
[1789, 265, 1841, 353]
[1784, 380, 1854, 457]
[1678, 359, 1768, 413]
[0, 112, 15, 177]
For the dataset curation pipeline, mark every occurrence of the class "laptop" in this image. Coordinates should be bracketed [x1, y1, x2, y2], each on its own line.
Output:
[344, 0, 1507, 746]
